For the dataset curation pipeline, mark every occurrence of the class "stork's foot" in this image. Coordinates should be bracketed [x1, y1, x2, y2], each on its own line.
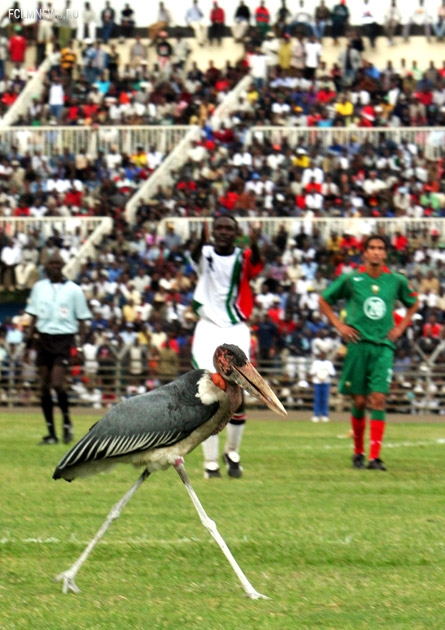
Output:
[54, 569, 81, 594]
[245, 590, 269, 600]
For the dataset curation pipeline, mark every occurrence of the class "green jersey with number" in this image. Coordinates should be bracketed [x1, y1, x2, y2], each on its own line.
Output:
[321, 266, 418, 348]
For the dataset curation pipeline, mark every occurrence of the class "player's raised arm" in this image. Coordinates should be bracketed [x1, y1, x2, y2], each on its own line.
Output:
[191, 221, 209, 264]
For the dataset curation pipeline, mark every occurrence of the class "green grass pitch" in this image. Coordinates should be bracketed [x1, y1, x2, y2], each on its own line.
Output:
[1, 409, 444, 629]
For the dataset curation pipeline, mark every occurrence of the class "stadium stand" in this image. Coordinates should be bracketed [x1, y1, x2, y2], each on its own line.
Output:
[2, 1, 445, 412]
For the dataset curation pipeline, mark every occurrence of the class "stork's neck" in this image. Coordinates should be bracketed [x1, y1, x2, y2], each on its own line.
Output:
[210, 372, 242, 415]
[222, 379, 243, 416]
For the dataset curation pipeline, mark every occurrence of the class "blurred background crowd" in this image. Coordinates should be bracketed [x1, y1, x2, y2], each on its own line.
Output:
[2, 0, 445, 413]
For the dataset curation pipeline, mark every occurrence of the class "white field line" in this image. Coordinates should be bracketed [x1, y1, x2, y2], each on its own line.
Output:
[0, 534, 219, 546]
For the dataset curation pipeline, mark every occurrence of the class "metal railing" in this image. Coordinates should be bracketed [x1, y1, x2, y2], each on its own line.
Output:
[62, 217, 114, 280]
[157, 216, 445, 242]
[1, 343, 443, 414]
[0, 125, 190, 158]
[0, 57, 53, 129]
[124, 125, 202, 224]
[124, 74, 253, 224]
[0, 216, 113, 280]
[210, 74, 251, 130]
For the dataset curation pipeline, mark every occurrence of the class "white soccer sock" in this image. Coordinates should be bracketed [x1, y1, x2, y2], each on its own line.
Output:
[225, 421, 245, 454]
[202, 434, 219, 470]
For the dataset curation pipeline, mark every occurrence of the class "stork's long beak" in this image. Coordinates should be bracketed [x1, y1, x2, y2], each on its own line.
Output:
[232, 361, 287, 417]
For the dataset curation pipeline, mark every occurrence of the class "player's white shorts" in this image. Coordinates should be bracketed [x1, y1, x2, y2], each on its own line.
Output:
[191, 319, 251, 372]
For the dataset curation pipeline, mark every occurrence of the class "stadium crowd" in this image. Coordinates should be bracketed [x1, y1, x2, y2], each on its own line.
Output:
[2, 0, 445, 129]
[2, 1, 445, 410]
[2, 213, 445, 411]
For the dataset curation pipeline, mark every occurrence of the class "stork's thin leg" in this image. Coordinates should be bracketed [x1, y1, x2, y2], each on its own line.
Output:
[174, 458, 268, 600]
[55, 469, 151, 594]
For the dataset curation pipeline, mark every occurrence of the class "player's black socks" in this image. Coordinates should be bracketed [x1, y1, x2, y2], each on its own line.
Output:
[41, 392, 56, 438]
[57, 390, 72, 429]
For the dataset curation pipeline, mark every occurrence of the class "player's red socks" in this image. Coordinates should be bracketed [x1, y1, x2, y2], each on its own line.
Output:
[369, 410, 386, 460]
[351, 405, 366, 455]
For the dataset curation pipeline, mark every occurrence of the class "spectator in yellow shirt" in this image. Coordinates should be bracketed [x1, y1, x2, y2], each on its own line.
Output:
[334, 93, 354, 124]
[131, 146, 148, 168]
[292, 147, 310, 168]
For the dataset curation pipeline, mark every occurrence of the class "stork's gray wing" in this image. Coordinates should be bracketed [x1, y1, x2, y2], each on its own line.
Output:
[53, 370, 219, 478]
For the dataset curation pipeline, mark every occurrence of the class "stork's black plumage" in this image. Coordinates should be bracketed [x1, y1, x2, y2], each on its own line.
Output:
[53, 369, 227, 481]
[52, 344, 286, 597]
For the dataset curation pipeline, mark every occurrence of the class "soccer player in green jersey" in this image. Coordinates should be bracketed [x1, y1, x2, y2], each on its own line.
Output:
[319, 235, 419, 470]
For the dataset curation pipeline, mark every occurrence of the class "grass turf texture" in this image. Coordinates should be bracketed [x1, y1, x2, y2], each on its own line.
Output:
[0, 410, 444, 629]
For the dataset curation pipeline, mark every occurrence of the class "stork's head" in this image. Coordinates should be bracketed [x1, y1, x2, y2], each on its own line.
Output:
[213, 344, 287, 418]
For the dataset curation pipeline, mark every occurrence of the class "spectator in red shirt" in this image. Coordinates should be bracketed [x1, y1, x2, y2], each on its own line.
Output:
[414, 87, 433, 107]
[316, 84, 336, 104]
[213, 123, 234, 145]
[392, 231, 408, 254]
[305, 178, 322, 194]
[209, 1, 225, 45]
[82, 101, 99, 120]
[162, 329, 180, 354]
[13, 199, 30, 216]
[1, 88, 18, 106]
[64, 185, 83, 208]
[267, 297, 282, 325]
[339, 233, 361, 251]
[277, 310, 297, 337]
[255, 0, 271, 39]
[219, 188, 240, 210]
[422, 315, 442, 339]
[8, 25, 27, 64]
[67, 99, 81, 124]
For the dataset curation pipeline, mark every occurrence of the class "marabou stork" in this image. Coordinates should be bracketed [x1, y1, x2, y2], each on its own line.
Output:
[53, 344, 286, 598]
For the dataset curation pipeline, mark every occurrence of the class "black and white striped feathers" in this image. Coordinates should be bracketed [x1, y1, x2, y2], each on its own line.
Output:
[53, 369, 232, 482]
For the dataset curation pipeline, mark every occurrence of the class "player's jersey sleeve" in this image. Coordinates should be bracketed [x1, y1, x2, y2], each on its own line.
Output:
[397, 274, 418, 308]
[72, 283, 93, 320]
[321, 274, 352, 305]
[26, 281, 41, 316]
[243, 248, 264, 280]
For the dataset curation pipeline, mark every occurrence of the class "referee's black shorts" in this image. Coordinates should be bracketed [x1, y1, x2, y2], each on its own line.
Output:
[36, 333, 75, 369]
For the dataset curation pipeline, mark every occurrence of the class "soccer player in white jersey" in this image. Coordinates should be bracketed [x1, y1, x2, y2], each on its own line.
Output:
[191, 214, 263, 478]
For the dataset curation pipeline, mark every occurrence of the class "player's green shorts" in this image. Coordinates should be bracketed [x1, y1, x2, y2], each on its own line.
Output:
[339, 341, 395, 395]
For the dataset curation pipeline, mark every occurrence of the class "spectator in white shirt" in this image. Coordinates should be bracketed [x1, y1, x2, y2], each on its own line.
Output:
[261, 31, 279, 74]
[360, 0, 378, 48]
[185, 0, 206, 46]
[105, 145, 122, 171]
[48, 76, 64, 121]
[231, 149, 253, 167]
[289, 0, 313, 36]
[30, 199, 48, 218]
[304, 34, 322, 80]
[403, 0, 433, 41]
[188, 140, 207, 162]
[302, 165, 324, 186]
[77, 2, 98, 43]
[384, 0, 402, 45]
[147, 145, 164, 170]
[255, 283, 278, 312]
[0, 238, 22, 290]
[363, 170, 386, 195]
[249, 48, 268, 89]
[310, 350, 336, 423]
